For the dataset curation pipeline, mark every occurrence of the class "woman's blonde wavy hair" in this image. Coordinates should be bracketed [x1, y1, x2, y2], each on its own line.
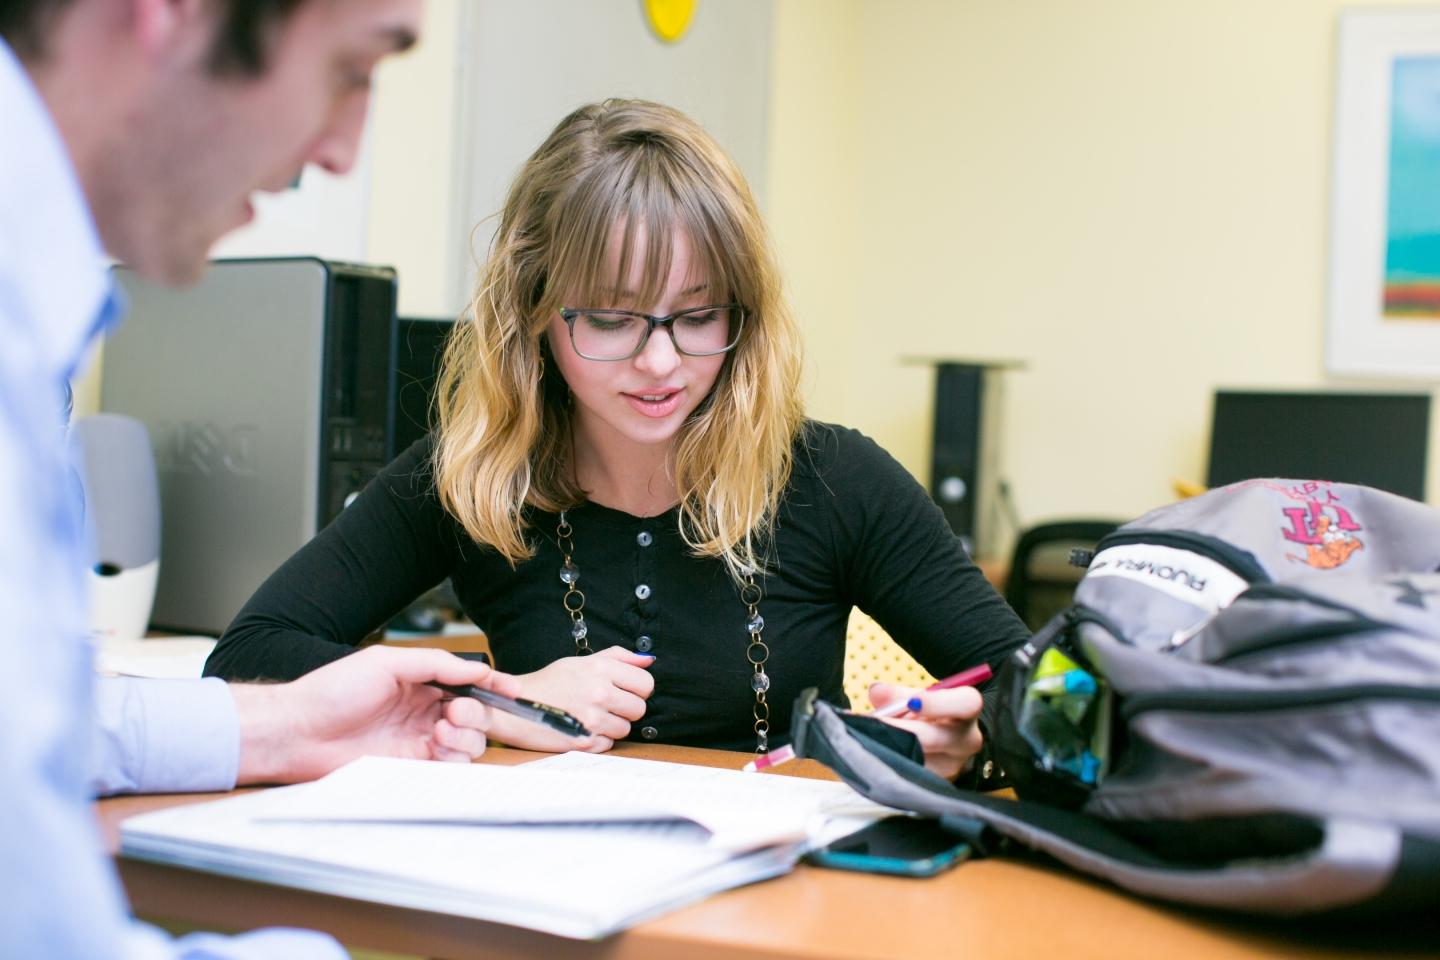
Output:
[434, 99, 805, 582]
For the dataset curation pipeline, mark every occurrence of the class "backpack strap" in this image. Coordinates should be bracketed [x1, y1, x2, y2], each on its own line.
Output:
[796, 700, 1404, 915]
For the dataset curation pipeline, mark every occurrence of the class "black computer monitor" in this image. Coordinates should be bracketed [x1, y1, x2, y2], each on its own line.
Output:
[1206, 390, 1430, 501]
[394, 317, 456, 456]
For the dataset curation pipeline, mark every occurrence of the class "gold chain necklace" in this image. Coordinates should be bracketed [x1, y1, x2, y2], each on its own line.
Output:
[556, 510, 772, 753]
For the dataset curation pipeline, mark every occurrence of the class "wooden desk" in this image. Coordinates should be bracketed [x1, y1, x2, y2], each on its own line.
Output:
[99, 744, 1434, 960]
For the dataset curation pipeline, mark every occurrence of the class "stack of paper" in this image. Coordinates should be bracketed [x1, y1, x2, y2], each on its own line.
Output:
[120, 753, 891, 939]
[94, 636, 216, 679]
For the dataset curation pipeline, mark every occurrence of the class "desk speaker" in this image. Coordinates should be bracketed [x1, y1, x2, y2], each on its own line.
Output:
[930, 363, 1005, 560]
[69, 414, 161, 640]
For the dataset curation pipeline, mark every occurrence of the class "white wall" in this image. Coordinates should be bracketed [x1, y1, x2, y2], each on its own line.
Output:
[365, 0, 469, 317]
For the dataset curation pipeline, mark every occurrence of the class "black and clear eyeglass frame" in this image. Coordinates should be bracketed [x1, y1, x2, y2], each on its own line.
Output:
[558, 304, 746, 361]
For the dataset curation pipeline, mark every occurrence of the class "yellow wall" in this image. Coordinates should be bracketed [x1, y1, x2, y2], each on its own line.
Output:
[366, 0, 465, 318]
[767, 0, 864, 423]
[79, 0, 1440, 539]
[768, 0, 1440, 550]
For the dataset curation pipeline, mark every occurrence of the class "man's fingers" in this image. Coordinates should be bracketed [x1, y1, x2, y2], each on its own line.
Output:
[430, 742, 473, 763]
[484, 670, 522, 698]
[443, 696, 489, 731]
[363, 646, 494, 686]
[434, 718, 487, 759]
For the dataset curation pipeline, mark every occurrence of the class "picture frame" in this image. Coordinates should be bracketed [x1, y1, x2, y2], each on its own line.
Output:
[1328, 10, 1440, 379]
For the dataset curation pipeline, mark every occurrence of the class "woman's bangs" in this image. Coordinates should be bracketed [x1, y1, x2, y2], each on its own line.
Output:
[551, 149, 744, 311]
[545, 167, 628, 313]
[677, 194, 745, 311]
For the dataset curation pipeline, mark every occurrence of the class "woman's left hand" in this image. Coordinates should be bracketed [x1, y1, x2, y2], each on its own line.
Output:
[866, 683, 985, 781]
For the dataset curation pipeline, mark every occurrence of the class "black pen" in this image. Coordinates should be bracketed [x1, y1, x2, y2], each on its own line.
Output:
[428, 682, 591, 738]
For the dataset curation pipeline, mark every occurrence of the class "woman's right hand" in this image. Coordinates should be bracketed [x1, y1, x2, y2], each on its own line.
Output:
[487, 646, 656, 753]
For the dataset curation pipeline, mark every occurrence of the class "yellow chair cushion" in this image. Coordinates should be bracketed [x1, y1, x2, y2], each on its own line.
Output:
[843, 609, 936, 711]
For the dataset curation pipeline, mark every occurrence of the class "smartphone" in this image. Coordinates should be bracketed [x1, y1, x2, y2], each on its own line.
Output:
[804, 816, 972, 878]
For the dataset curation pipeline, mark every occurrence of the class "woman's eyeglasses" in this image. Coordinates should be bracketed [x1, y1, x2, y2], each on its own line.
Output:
[558, 305, 745, 361]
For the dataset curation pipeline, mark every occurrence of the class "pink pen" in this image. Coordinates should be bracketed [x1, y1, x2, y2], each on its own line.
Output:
[741, 663, 995, 772]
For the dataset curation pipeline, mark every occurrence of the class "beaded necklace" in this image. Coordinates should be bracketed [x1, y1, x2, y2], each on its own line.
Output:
[556, 510, 773, 753]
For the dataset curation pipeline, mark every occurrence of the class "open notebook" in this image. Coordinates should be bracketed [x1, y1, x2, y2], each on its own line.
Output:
[120, 753, 892, 940]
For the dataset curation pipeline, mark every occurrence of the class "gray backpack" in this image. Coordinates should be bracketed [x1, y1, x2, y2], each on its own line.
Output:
[791, 479, 1440, 916]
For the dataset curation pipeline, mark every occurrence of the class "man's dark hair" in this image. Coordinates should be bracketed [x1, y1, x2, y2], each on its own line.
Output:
[208, 0, 307, 75]
[0, 0, 74, 60]
[0, 0, 307, 74]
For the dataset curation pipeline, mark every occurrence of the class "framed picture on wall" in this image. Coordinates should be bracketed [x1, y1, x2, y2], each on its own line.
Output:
[1328, 10, 1440, 379]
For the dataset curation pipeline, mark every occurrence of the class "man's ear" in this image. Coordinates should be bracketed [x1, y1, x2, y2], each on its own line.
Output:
[129, 0, 211, 63]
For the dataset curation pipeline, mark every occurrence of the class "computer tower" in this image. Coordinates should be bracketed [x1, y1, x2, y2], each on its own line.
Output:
[929, 362, 1005, 560]
[102, 257, 397, 634]
[394, 317, 456, 454]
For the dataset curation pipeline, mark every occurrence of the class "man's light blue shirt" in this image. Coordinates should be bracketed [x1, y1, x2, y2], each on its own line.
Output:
[0, 38, 343, 959]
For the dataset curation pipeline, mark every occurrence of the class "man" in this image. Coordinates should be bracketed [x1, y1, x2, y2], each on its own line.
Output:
[0, 1, 518, 956]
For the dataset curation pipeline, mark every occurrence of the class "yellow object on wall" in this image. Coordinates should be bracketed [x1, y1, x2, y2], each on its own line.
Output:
[643, 0, 697, 43]
[843, 608, 936, 712]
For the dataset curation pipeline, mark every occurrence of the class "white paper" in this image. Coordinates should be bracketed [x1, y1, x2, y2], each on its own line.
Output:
[120, 753, 893, 939]
[94, 637, 216, 679]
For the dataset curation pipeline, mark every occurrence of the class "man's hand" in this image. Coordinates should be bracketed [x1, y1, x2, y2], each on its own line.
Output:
[231, 646, 521, 785]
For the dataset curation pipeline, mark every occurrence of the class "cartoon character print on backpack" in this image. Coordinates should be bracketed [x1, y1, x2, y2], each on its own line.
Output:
[1268, 479, 1367, 570]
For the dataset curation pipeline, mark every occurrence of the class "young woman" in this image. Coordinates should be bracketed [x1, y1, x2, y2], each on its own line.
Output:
[205, 99, 1028, 785]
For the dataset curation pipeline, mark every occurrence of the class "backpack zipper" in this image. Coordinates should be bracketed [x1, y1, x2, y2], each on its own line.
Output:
[1209, 618, 1388, 666]
[1206, 583, 1398, 664]
[1122, 683, 1440, 719]
[1094, 530, 1271, 584]
[1240, 581, 1391, 617]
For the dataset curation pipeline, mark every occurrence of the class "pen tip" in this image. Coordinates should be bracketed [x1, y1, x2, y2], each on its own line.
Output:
[741, 761, 759, 773]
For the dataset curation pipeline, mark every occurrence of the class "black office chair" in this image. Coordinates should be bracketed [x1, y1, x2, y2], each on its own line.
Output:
[1004, 520, 1121, 632]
